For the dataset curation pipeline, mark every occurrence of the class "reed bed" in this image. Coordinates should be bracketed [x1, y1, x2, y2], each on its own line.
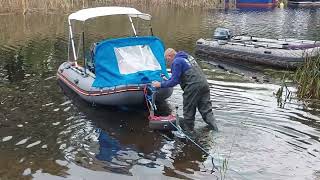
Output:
[294, 53, 320, 99]
[0, 0, 221, 14]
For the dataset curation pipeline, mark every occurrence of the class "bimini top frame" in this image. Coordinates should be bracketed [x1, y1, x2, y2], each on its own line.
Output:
[67, 6, 152, 64]
[68, 6, 151, 21]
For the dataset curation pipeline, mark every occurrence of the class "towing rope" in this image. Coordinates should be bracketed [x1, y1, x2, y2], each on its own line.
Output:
[143, 85, 151, 112]
[166, 107, 249, 179]
[166, 117, 218, 173]
[143, 85, 155, 113]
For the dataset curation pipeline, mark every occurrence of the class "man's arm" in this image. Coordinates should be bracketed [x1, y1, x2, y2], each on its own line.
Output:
[160, 61, 182, 88]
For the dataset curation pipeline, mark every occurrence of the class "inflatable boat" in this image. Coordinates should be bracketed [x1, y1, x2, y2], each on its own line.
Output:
[196, 28, 320, 69]
[57, 7, 173, 106]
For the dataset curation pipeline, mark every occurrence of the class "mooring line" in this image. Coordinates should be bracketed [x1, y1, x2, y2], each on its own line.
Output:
[167, 112, 250, 180]
[167, 119, 218, 173]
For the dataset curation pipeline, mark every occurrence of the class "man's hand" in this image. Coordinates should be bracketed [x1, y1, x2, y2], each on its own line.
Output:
[152, 81, 161, 88]
[161, 74, 168, 80]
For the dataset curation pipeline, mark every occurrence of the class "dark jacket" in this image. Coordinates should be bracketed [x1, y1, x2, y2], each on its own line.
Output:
[160, 51, 191, 88]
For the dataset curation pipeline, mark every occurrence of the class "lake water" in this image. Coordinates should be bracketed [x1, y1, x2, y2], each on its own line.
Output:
[0, 5, 320, 180]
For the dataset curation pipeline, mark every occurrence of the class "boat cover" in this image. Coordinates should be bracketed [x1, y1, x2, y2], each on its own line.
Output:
[92, 36, 169, 88]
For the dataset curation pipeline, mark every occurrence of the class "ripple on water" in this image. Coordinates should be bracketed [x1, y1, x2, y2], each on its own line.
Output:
[26, 141, 41, 148]
[2, 136, 13, 142]
[208, 77, 320, 176]
[64, 107, 71, 112]
[52, 122, 61, 126]
[66, 116, 75, 121]
[22, 168, 31, 176]
[59, 144, 67, 150]
[42, 103, 54, 107]
[60, 100, 72, 106]
[44, 76, 56, 81]
[16, 137, 31, 145]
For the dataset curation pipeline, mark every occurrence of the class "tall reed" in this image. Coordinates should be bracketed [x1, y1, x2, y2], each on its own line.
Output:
[294, 52, 320, 99]
[0, 0, 221, 14]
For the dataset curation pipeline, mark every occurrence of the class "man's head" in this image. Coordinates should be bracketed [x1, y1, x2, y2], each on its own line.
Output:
[164, 48, 176, 65]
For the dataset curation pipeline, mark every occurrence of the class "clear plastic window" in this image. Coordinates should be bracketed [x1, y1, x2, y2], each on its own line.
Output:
[114, 45, 161, 75]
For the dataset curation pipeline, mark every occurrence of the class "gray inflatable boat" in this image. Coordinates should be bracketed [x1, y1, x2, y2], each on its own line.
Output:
[196, 28, 320, 69]
[57, 7, 173, 106]
[57, 62, 172, 106]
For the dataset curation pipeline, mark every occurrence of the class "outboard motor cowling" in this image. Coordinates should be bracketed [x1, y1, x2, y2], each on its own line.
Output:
[213, 28, 231, 40]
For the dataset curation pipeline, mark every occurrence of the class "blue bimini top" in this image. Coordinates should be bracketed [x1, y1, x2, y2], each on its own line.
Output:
[92, 36, 169, 88]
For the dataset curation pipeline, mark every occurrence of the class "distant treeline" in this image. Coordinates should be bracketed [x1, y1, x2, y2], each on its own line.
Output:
[0, 0, 220, 14]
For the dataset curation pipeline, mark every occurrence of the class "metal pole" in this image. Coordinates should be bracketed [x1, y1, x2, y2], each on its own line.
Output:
[82, 31, 86, 75]
[68, 19, 77, 62]
[128, 16, 137, 36]
[150, 21, 154, 36]
[67, 29, 70, 62]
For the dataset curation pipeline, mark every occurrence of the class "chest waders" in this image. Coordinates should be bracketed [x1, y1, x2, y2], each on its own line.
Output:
[179, 56, 218, 131]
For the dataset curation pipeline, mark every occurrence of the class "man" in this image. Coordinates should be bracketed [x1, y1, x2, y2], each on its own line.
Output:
[152, 48, 218, 131]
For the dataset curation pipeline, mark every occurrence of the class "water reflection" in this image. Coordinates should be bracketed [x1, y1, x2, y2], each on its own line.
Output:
[57, 78, 218, 179]
[96, 129, 121, 162]
[3, 48, 25, 82]
[203, 8, 320, 41]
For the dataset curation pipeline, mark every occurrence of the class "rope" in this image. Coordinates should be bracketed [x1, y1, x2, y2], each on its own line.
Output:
[144, 85, 156, 113]
[143, 85, 151, 112]
[166, 118, 218, 173]
[169, 119, 251, 180]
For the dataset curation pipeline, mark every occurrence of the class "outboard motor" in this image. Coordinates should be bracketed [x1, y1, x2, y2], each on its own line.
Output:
[213, 28, 232, 40]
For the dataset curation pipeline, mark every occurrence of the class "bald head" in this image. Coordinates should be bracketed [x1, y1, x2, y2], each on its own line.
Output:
[164, 48, 177, 65]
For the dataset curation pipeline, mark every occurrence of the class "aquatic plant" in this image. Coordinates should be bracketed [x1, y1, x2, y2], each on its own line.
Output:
[275, 74, 292, 108]
[294, 53, 320, 99]
[219, 158, 229, 180]
[275, 52, 320, 103]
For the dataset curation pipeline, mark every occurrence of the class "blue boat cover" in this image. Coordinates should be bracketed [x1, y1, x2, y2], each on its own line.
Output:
[92, 36, 169, 88]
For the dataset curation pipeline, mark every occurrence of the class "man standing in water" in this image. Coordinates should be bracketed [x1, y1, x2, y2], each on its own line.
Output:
[152, 48, 218, 131]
